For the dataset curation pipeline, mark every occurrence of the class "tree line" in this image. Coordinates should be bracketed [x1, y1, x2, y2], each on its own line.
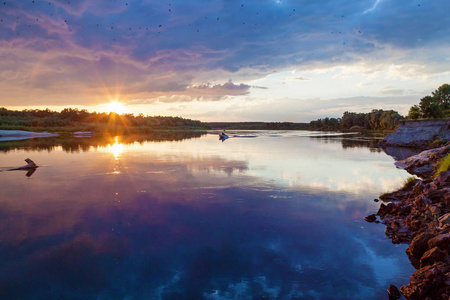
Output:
[208, 122, 309, 130]
[408, 84, 450, 119]
[309, 109, 403, 131]
[309, 84, 449, 131]
[0, 107, 209, 132]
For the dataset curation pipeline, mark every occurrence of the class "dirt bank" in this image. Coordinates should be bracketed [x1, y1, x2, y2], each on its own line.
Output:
[379, 119, 450, 149]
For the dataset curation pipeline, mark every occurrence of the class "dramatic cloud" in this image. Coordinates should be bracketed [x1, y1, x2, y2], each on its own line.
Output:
[188, 81, 250, 97]
[0, 0, 449, 120]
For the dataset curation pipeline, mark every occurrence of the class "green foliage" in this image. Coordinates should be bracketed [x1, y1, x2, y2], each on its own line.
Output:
[430, 138, 444, 148]
[309, 109, 403, 131]
[0, 107, 210, 132]
[419, 95, 443, 119]
[432, 83, 450, 110]
[408, 105, 421, 119]
[403, 176, 417, 186]
[435, 153, 450, 175]
[309, 117, 341, 131]
[408, 84, 450, 119]
[208, 122, 309, 130]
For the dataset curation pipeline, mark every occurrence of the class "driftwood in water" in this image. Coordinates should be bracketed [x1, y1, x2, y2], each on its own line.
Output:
[8, 158, 38, 170]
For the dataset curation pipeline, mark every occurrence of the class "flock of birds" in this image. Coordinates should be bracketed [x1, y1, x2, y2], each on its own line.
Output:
[0, 1, 350, 40]
[0, 1, 424, 53]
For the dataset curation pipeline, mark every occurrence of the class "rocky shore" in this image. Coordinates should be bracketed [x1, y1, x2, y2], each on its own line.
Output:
[367, 144, 450, 299]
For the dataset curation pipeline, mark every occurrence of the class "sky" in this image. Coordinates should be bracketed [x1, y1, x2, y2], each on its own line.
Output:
[0, 0, 449, 122]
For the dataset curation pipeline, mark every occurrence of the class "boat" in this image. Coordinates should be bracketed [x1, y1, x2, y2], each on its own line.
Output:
[219, 133, 229, 140]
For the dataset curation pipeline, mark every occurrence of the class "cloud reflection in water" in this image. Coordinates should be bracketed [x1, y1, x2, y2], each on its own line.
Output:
[0, 132, 414, 299]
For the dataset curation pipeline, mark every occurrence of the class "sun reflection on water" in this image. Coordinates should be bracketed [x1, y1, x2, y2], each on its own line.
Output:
[110, 136, 124, 160]
[107, 136, 124, 174]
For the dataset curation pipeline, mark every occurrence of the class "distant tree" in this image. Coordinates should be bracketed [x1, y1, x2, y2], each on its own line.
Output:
[312, 109, 402, 131]
[368, 109, 382, 129]
[432, 83, 450, 110]
[407, 84, 450, 119]
[341, 111, 354, 129]
[0, 107, 209, 130]
[419, 95, 443, 119]
[408, 105, 421, 119]
[379, 110, 402, 130]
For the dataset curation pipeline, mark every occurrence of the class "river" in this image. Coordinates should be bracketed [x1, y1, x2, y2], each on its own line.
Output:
[0, 131, 415, 299]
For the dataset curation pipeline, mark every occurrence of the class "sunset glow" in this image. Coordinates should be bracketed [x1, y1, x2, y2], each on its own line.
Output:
[105, 102, 126, 115]
[110, 137, 124, 160]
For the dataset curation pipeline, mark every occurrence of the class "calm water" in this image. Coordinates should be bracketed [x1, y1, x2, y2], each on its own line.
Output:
[0, 131, 415, 299]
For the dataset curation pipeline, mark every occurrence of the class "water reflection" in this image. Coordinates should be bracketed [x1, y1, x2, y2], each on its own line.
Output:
[310, 134, 383, 151]
[382, 147, 422, 161]
[0, 131, 206, 153]
[109, 137, 124, 159]
[0, 131, 414, 299]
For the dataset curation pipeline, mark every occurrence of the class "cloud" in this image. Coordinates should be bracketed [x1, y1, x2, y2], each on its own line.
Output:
[127, 80, 251, 104]
[377, 86, 405, 95]
[0, 0, 449, 120]
[363, 0, 384, 14]
[283, 76, 310, 82]
[188, 81, 250, 96]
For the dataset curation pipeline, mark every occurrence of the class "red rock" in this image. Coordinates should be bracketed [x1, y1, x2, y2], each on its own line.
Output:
[373, 143, 450, 298]
[439, 213, 450, 227]
[379, 193, 400, 202]
[387, 284, 401, 299]
[411, 180, 426, 196]
[406, 232, 435, 259]
[427, 188, 450, 204]
[378, 202, 396, 216]
[428, 233, 450, 251]
[437, 171, 450, 185]
[420, 246, 446, 267]
[400, 263, 448, 299]
[364, 214, 377, 222]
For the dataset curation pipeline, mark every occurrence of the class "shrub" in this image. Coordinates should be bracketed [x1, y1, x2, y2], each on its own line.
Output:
[435, 153, 450, 175]
[403, 176, 417, 186]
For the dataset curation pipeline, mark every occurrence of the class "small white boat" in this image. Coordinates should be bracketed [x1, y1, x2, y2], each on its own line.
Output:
[219, 133, 229, 140]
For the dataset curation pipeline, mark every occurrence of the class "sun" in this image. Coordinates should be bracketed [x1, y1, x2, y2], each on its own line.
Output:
[105, 101, 125, 114]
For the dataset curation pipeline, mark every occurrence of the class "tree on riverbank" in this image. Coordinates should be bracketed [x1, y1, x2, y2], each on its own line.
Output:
[0, 107, 210, 132]
[309, 109, 403, 131]
[408, 84, 450, 119]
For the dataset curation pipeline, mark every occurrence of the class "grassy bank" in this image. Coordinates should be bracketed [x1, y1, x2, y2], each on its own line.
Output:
[436, 153, 450, 175]
[0, 122, 209, 135]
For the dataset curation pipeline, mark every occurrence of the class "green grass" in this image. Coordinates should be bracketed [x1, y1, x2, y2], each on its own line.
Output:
[435, 153, 450, 175]
[403, 176, 417, 185]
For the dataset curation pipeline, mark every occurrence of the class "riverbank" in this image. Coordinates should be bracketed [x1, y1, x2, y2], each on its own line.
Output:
[0, 130, 59, 141]
[379, 119, 450, 149]
[0, 128, 209, 142]
[369, 144, 450, 299]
